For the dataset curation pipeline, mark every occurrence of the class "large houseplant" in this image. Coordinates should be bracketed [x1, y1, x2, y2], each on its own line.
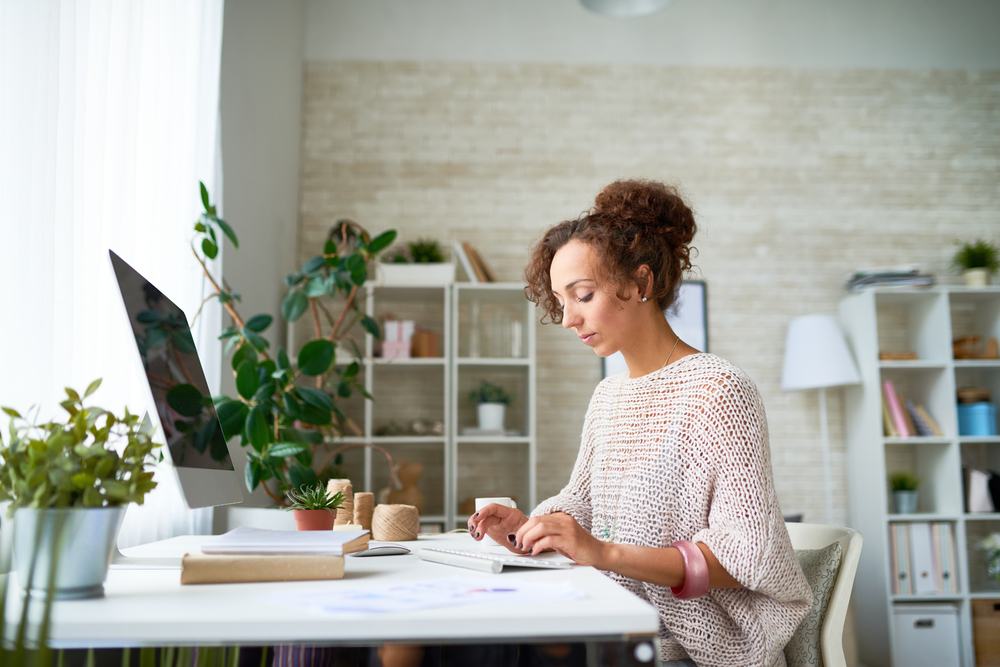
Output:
[0, 380, 159, 599]
[191, 184, 396, 505]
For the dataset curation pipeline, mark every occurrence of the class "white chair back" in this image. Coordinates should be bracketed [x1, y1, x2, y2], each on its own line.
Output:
[785, 522, 863, 667]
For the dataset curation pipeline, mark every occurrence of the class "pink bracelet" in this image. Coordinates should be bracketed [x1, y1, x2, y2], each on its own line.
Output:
[670, 540, 710, 599]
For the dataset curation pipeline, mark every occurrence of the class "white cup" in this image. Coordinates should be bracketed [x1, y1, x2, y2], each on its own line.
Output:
[474, 497, 517, 548]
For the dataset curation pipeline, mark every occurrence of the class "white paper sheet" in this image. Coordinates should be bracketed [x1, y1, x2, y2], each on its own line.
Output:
[201, 526, 369, 555]
[268, 576, 585, 614]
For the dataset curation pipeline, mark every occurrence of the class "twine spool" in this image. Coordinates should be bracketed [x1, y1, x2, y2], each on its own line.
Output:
[371, 504, 419, 542]
[327, 479, 354, 525]
[353, 492, 375, 531]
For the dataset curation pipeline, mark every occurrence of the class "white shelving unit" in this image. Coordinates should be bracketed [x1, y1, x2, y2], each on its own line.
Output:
[288, 281, 536, 531]
[840, 286, 1000, 667]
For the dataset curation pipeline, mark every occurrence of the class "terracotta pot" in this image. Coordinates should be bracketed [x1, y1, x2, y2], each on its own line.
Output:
[292, 508, 336, 531]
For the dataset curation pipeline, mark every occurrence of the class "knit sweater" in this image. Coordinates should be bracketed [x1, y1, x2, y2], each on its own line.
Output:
[532, 353, 811, 667]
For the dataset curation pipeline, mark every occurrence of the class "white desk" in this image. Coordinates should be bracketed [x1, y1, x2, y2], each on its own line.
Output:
[7, 534, 659, 649]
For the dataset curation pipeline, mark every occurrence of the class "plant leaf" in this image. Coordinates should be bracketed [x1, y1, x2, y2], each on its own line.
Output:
[281, 290, 309, 322]
[297, 339, 335, 376]
[215, 400, 249, 440]
[324, 238, 338, 266]
[202, 238, 218, 260]
[361, 315, 380, 339]
[305, 276, 326, 298]
[214, 216, 239, 249]
[368, 230, 397, 254]
[171, 328, 198, 355]
[166, 384, 204, 418]
[242, 328, 270, 352]
[268, 442, 309, 459]
[236, 362, 260, 400]
[297, 386, 335, 412]
[301, 256, 326, 275]
[231, 343, 258, 371]
[200, 181, 210, 211]
[245, 406, 269, 451]
[244, 314, 273, 333]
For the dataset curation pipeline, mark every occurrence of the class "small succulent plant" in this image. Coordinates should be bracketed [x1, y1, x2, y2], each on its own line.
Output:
[283, 482, 345, 512]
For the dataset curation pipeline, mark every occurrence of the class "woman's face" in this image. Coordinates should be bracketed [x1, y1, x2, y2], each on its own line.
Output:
[549, 239, 639, 358]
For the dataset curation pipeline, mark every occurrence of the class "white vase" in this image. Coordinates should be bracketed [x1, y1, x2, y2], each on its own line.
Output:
[477, 403, 506, 432]
[963, 268, 991, 287]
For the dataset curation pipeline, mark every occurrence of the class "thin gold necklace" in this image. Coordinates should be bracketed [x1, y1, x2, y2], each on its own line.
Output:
[599, 335, 680, 543]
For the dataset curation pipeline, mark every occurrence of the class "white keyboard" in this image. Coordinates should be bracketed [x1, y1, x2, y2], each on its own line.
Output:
[418, 548, 573, 574]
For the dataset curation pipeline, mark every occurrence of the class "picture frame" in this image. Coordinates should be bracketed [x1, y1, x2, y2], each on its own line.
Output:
[602, 280, 708, 378]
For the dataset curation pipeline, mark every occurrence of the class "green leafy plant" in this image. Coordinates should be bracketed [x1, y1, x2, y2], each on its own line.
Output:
[283, 483, 345, 512]
[190, 183, 396, 505]
[952, 239, 999, 274]
[468, 380, 513, 405]
[889, 471, 920, 492]
[384, 238, 446, 264]
[0, 379, 159, 515]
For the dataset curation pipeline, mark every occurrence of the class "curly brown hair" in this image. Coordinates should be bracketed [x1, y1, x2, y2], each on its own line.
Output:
[524, 180, 697, 324]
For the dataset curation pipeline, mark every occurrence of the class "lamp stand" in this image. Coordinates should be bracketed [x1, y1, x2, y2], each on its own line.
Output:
[818, 387, 834, 525]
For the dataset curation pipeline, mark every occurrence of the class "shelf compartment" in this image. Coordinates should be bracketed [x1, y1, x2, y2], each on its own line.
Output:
[964, 519, 1000, 594]
[457, 365, 530, 435]
[456, 435, 531, 444]
[369, 440, 447, 518]
[371, 364, 446, 433]
[949, 291, 1000, 363]
[881, 366, 955, 438]
[885, 441, 962, 515]
[875, 291, 951, 363]
[454, 440, 531, 519]
[455, 286, 530, 360]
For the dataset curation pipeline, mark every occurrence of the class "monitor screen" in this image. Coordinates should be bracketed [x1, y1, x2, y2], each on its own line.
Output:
[109, 250, 243, 509]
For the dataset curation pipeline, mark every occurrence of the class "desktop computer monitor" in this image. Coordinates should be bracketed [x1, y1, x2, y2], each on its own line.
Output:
[109, 250, 243, 509]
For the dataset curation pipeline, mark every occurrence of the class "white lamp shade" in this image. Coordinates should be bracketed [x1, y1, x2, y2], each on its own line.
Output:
[781, 314, 861, 391]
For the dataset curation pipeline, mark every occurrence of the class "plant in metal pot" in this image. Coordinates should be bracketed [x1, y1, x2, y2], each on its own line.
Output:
[952, 239, 999, 286]
[468, 380, 512, 433]
[889, 471, 920, 514]
[0, 379, 159, 600]
[283, 483, 345, 531]
[190, 184, 396, 505]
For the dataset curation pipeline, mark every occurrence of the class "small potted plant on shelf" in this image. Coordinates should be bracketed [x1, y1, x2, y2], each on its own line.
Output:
[889, 471, 920, 514]
[952, 239, 999, 287]
[379, 238, 455, 286]
[0, 380, 159, 599]
[469, 380, 512, 433]
[283, 482, 345, 531]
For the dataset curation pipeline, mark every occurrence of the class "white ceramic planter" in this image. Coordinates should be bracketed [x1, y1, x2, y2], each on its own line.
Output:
[477, 403, 506, 432]
[963, 268, 992, 287]
[13, 506, 125, 599]
[377, 263, 455, 286]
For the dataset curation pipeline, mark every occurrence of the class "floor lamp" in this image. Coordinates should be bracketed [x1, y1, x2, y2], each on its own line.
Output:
[781, 314, 861, 525]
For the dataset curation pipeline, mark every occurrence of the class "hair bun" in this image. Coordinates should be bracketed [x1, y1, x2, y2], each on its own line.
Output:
[593, 179, 696, 249]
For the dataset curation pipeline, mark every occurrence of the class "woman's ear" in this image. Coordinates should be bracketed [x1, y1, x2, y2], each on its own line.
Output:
[634, 264, 654, 301]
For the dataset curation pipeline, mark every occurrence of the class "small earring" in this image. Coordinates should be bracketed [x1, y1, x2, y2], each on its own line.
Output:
[641, 297, 648, 303]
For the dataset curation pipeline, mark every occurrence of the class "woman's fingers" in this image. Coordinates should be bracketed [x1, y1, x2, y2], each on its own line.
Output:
[468, 504, 526, 541]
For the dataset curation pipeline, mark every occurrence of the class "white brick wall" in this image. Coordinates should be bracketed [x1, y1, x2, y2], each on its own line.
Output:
[298, 61, 1000, 525]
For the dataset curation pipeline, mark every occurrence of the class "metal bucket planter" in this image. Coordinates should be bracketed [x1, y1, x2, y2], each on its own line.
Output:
[13, 506, 125, 599]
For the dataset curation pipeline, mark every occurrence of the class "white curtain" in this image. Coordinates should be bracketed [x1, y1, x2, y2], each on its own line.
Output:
[0, 0, 226, 547]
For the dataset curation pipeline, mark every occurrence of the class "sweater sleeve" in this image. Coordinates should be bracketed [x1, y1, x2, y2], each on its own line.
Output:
[530, 381, 608, 532]
[687, 369, 812, 611]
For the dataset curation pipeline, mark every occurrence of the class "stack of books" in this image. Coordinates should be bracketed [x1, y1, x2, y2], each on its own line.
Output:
[181, 526, 369, 585]
[889, 522, 958, 595]
[882, 380, 943, 437]
[845, 266, 935, 292]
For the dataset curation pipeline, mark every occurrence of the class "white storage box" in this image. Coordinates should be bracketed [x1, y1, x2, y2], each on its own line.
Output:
[891, 604, 961, 667]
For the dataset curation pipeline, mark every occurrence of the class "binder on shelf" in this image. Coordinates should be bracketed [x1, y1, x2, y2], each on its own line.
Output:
[898, 391, 918, 437]
[909, 522, 937, 595]
[883, 380, 910, 437]
[452, 241, 479, 284]
[883, 398, 899, 437]
[907, 400, 932, 437]
[914, 404, 944, 437]
[889, 523, 910, 595]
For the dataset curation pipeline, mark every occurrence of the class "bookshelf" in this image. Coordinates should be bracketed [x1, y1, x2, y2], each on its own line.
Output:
[288, 281, 536, 532]
[841, 286, 1000, 667]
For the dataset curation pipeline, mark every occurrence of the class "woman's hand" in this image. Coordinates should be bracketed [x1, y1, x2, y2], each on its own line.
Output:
[467, 503, 529, 552]
[513, 512, 608, 567]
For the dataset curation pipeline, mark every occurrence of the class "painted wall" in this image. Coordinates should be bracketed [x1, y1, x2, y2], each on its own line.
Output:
[218, 0, 305, 503]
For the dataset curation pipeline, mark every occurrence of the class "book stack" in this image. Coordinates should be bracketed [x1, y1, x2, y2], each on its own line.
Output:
[889, 522, 958, 595]
[882, 380, 943, 437]
[181, 526, 370, 585]
[845, 265, 935, 292]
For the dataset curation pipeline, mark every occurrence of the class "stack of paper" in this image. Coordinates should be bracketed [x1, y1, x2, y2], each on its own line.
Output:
[201, 526, 369, 555]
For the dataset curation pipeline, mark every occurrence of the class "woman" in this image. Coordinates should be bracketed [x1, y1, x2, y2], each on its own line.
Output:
[469, 180, 811, 667]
